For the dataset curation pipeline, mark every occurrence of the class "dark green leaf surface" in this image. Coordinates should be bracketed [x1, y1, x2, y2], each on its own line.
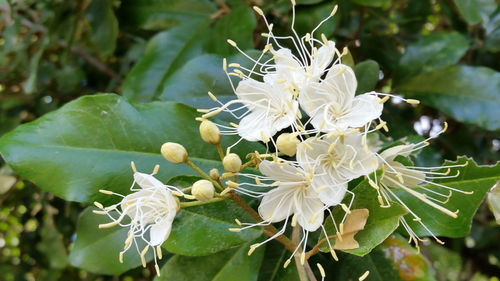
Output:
[354, 60, 380, 95]
[117, 0, 215, 30]
[453, 0, 482, 25]
[0, 94, 260, 204]
[351, 0, 390, 7]
[205, 5, 256, 56]
[330, 234, 436, 281]
[122, 20, 210, 101]
[396, 65, 500, 130]
[319, 179, 407, 256]
[295, 2, 337, 39]
[85, 0, 118, 57]
[156, 240, 265, 281]
[394, 32, 468, 83]
[165, 200, 262, 256]
[395, 157, 500, 237]
[69, 207, 152, 275]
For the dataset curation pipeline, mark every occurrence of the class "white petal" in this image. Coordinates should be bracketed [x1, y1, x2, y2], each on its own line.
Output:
[235, 78, 274, 105]
[295, 188, 324, 232]
[149, 218, 173, 246]
[259, 160, 304, 182]
[273, 48, 303, 71]
[296, 138, 330, 171]
[258, 187, 295, 223]
[134, 173, 164, 189]
[338, 93, 383, 128]
[311, 40, 336, 78]
[237, 110, 275, 142]
[310, 175, 347, 206]
[323, 64, 357, 103]
[379, 144, 415, 161]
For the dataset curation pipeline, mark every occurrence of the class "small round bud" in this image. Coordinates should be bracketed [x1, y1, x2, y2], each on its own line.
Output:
[161, 142, 188, 164]
[223, 153, 242, 173]
[276, 133, 300, 156]
[199, 120, 221, 145]
[210, 168, 220, 180]
[191, 180, 215, 202]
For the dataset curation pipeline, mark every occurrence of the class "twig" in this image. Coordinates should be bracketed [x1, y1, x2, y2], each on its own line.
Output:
[293, 226, 309, 281]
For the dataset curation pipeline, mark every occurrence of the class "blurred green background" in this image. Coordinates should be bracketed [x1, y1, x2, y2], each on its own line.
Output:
[0, 0, 499, 280]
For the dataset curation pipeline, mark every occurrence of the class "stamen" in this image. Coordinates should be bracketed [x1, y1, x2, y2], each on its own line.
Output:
[300, 251, 305, 265]
[119, 251, 124, 263]
[253, 6, 264, 16]
[140, 246, 149, 267]
[155, 264, 161, 276]
[157, 246, 163, 260]
[229, 228, 242, 232]
[99, 189, 113, 195]
[330, 249, 338, 261]
[406, 99, 420, 105]
[93, 201, 104, 209]
[226, 39, 237, 47]
[98, 221, 119, 229]
[92, 210, 107, 215]
[359, 271, 370, 281]
[317, 263, 326, 278]
[235, 219, 242, 225]
[208, 91, 217, 101]
[330, 5, 338, 16]
[283, 259, 292, 268]
[131, 161, 137, 173]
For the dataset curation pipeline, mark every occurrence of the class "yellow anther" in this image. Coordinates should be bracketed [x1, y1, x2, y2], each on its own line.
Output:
[227, 39, 237, 47]
[317, 263, 326, 277]
[336, 231, 343, 241]
[197, 109, 209, 113]
[220, 187, 232, 196]
[140, 246, 149, 268]
[321, 33, 328, 45]
[330, 249, 339, 261]
[208, 91, 218, 101]
[152, 164, 160, 175]
[99, 221, 119, 229]
[99, 189, 113, 195]
[369, 179, 379, 190]
[228, 63, 240, 68]
[263, 44, 272, 53]
[155, 264, 161, 277]
[93, 201, 104, 209]
[291, 214, 298, 227]
[131, 161, 137, 173]
[261, 32, 270, 38]
[157, 246, 163, 260]
[339, 223, 344, 234]
[396, 173, 404, 184]
[359, 271, 370, 281]
[283, 259, 292, 268]
[248, 244, 258, 256]
[442, 121, 448, 133]
[255, 177, 261, 185]
[406, 99, 420, 105]
[226, 181, 239, 188]
[330, 4, 338, 16]
[379, 96, 390, 104]
[253, 6, 264, 16]
[119, 252, 124, 263]
[342, 47, 349, 55]
[341, 203, 351, 214]
[202, 108, 222, 118]
[229, 228, 242, 232]
[300, 252, 306, 265]
[92, 210, 107, 215]
[291, 0, 296, 6]
[235, 219, 242, 226]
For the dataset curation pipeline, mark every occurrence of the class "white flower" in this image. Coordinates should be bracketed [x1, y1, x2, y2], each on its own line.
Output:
[257, 160, 325, 232]
[234, 78, 299, 142]
[94, 164, 180, 276]
[300, 64, 383, 134]
[296, 133, 378, 206]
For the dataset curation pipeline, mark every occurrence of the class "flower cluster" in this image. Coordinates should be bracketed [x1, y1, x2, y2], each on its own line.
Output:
[94, 2, 472, 279]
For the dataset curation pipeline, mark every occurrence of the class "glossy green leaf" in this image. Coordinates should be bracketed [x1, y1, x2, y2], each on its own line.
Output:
[85, 0, 118, 57]
[423, 242, 462, 280]
[117, 0, 215, 30]
[394, 157, 500, 237]
[69, 207, 152, 275]
[319, 179, 407, 256]
[205, 5, 256, 56]
[0, 94, 261, 204]
[257, 241, 299, 281]
[487, 183, 500, 224]
[156, 240, 265, 281]
[165, 200, 262, 256]
[354, 60, 380, 95]
[396, 65, 500, 130]
[453, 0, 482, 25]
[394, 32, 468, 84]
[330, 234, 437, 281]
[352, 0, 390, 7]
[122, 20, 210, 101]
[37, 223, 68, 269]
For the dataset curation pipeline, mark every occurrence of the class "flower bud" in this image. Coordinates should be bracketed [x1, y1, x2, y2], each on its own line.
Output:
[199, 120, 221, 145]
[191, 180, 215, 202]
[210, 168, 220, 180]
[276, 133, 300, 156]
[161, 142, 188, 164]
[223, 153, 242, 173]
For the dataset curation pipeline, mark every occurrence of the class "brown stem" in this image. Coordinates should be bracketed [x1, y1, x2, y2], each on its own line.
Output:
[228, 192, 296, 252]
[293, 226, 309, 281]
[306, 234, 336, 260]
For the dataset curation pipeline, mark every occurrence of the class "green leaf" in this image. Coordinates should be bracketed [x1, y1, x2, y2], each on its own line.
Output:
[453, 0, 482, 25]
[351, 0, 390, 7]
[0, 94, 261, 204]
[155, 240, 265, 281]
[117, 0, 216, 30]
[319, 179, 407, 256]
[294, 2, 337, 38]
[330, 234, 437, 281]
[85, 0, 119, 57]
[205, 5, 256, 56]
[122, 20, 210, 101]
[354, 60, 380, 95]
[423, 242, 462, 280]
[165, 200, 262, 256]
[487, 183, 500, 224]
[258, 241, 300, 281]
[394, 32, 468, 84]
[395, 65, 500, 130]
[37, 223, 68, 269]
[69, 207, 152, 275]
[394, 157, 500, 237]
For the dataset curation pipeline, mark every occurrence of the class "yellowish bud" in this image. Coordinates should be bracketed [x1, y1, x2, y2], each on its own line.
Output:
[276, 133, 300, 156]
[191, 180, 215, 202]
[161, 142, 188, 164]
[223, 153, 242, 173]
[209, 168, 220, 180]
[199, 120, 221, 145]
